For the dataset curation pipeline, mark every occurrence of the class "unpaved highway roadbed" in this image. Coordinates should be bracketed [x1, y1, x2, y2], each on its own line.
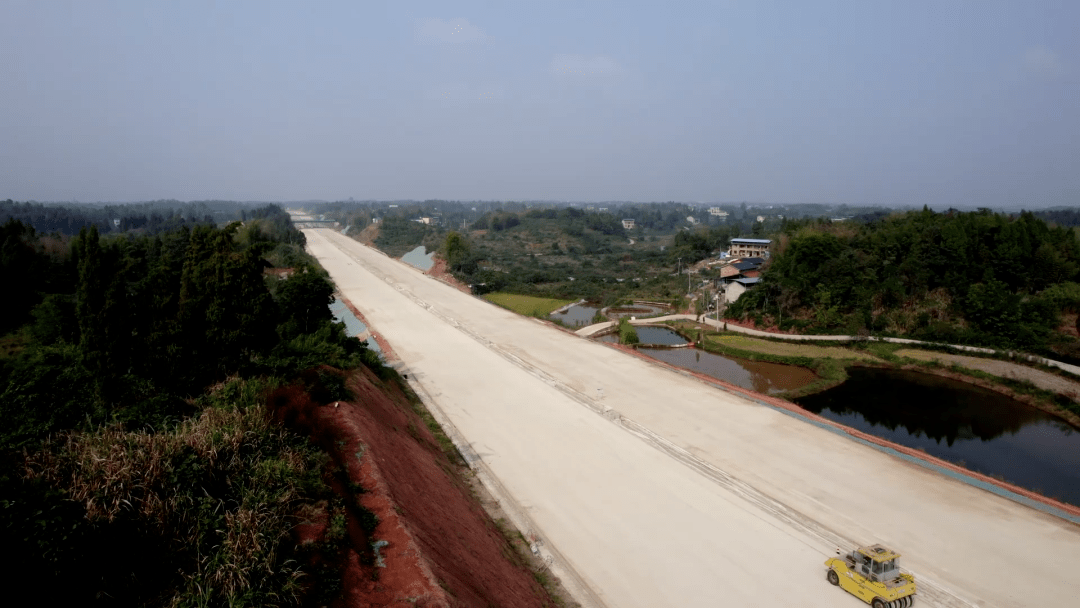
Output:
[304, 227, 1080, 608]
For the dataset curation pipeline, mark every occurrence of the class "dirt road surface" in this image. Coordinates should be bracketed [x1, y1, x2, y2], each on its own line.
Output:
[302, 226, 1080, 608]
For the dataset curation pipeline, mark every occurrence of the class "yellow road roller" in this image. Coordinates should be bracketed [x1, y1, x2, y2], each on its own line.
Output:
[825, 544, 916, 608]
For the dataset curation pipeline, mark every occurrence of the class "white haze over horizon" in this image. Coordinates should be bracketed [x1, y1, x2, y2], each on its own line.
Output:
[2, 1, 1078, 209]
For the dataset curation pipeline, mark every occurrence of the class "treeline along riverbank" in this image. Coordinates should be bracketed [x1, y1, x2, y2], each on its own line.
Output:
[728, 208, 1080, 360]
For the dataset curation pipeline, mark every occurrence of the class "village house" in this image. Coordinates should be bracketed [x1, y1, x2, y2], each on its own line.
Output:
[622, 218, 635, 229]
[724, 277, 760, 303]
[715, 255, 766, 304]
[729, 238, 771, 258]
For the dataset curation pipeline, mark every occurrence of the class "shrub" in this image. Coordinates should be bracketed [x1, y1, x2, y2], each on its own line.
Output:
[618, 318, 640, 345]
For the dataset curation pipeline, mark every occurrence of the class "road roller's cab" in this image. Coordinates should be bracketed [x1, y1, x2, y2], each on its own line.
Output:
[825, 544, 916, 608]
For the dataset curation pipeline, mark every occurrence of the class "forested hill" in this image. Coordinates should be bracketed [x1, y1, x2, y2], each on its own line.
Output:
[728, 208, 1080, 355]
[0, 199, 294, 236]
[0, 212, 380, 604]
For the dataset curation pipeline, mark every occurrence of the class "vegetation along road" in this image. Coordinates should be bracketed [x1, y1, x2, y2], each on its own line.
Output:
[303, 224, 1080, 608]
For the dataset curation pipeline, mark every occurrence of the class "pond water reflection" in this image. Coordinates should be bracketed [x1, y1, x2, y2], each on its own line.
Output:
[597, 332, 817, 395]
[634, 326, 688, 345]
[550, 304, 599, 327]
[796, 367, 1080, 507]
[644, 346, 817, 395]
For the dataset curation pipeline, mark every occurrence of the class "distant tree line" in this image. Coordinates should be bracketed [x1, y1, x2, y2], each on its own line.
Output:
[729, 208, 1080, 353]
[0, 199, 298, 237]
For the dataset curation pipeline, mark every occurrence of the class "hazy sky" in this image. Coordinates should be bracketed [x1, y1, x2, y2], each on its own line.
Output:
[2, 1, 1078, 207]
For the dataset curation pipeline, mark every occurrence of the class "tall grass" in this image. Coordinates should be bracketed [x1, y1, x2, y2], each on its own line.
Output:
[21, 376, 337, 607]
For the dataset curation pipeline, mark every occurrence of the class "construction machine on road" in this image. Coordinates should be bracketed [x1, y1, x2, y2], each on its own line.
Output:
[825, 544, 917, 608]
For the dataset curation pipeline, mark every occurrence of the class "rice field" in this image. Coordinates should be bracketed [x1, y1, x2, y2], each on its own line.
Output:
[482, 293, 574, 317]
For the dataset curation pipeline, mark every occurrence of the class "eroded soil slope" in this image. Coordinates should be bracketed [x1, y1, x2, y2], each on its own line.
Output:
[270, 365, 557, 608]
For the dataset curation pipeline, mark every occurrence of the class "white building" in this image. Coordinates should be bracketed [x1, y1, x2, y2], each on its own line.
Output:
[622, 218, 635, 229]
[729, 238, 772, 258]
[709, 207, 729, 218]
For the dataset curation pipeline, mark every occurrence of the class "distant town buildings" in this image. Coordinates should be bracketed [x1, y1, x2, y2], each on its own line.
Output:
[729, 238, 772, 258]
[708, 207, 729, 218]
[622, 218, 635, 229]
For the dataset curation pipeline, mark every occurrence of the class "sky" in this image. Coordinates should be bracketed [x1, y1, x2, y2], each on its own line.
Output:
[1, 1, 1078, 208]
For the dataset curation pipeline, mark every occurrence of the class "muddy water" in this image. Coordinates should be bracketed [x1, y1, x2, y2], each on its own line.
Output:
[550, 304, 600, 327]
[796, 367, 1080, 507]
[644, 347, 817, 395]
[608, 304, 669, 319]
[598, 332, 817, 395]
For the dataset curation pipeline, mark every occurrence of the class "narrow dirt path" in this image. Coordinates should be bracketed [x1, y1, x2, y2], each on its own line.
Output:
[896, 349, 1080, 398]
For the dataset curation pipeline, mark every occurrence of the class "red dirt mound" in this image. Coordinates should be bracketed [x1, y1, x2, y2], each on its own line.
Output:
[424, 257, 471, 294]
[269, 366, 555, 607]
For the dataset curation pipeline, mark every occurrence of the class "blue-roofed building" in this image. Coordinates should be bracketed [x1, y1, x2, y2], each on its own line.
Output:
[729, 238, 771, 259]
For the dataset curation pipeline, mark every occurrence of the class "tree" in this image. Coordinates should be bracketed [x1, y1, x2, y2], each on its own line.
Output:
[276, 265, 336, 338]
[442, 231, 475, 273]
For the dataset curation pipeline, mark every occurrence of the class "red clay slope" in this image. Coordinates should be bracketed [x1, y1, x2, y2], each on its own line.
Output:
[274, 365, 556, 608]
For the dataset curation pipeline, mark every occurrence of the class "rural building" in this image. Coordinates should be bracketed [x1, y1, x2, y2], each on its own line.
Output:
[724, 277, 760, 303]
[622, 218, 635, 229]
[732, 261, 761, 278]
[729, 238, 771, 258]
[718, 258, 764, 281]
[709, 207, 728, 218]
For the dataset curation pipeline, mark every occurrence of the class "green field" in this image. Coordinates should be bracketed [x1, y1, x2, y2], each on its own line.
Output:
[704, 334, 882, 361]
[483, 292, 574, 317]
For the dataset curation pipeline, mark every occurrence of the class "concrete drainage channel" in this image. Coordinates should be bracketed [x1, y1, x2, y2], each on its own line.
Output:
[320, 233, 977, 608]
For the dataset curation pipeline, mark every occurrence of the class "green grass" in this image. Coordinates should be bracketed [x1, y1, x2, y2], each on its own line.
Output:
[704, 334, 882, 361]
[482, 292, 574, 317]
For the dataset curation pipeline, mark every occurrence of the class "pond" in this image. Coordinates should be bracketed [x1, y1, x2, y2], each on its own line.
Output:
[644, 346, 818, 395]
[597, 331, 817, 395]
[635, 326, 688, 346]
[597, 326, 687, 346]
[550, 303, 600, 327]
[329, 299, 382, 354]
[400, 245, 435, 271]
[607, 303, 670, 319]
[795, 367, 1080, 507]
